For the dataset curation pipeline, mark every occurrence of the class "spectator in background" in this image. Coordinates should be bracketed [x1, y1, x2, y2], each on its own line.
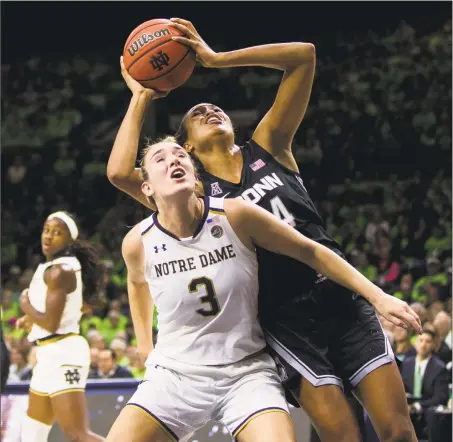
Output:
[101, 309, 126, 345]
[432, 311, 452, 364]
[394, 326, 414, 362]
[89, 347, 100, 378]
[89, 349, 133, 379]
[1, 288, 20, 330]
[365, 208, 389, 246]
[393, 273, 414, 303]
[110, 338, 129, 367]
[80, 307, 103, 337]
[7, 347, 32, 382]
[127, 347, 146, 380]
[20, 346, 37, 381]
[412, 257, 448, 304]
[376, 236, 401, 288]
[410, 302, 428, 325]
[7, 155, 27, 185]
[401, 329, 449, 439]
[351, 250, 378, 283]
[87, 329, 107, 350]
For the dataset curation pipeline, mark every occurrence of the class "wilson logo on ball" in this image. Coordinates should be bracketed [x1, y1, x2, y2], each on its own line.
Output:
[150, 51, 170, 71]
[127, 29, 172, 56]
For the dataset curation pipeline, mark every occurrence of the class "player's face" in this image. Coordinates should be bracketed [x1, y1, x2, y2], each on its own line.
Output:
[142, 142, 197, 202]
[183, 103, 234, 150]
[41, 218, 71, 259]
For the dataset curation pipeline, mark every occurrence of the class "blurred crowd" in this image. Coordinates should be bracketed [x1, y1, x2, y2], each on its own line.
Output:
[1, 19, 451, 429]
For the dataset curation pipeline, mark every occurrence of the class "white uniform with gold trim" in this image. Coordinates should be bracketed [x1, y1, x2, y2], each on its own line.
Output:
[27, 256, 90, 396]
[127, 197, 289, 441]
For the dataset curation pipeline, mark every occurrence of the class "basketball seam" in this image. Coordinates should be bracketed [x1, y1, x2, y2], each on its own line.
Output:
[124, 20, 171, 50]
[128, 38, 180, 72]
[137, 47, 193, 82]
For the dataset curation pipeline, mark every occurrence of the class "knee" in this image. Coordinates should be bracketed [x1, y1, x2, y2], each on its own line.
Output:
[312, 409, 360, 442]
[379, 418, 413, 442]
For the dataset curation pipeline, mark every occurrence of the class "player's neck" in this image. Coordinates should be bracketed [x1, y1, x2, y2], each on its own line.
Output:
[197, 143, 243, 184]
[157, 194, 204, 239]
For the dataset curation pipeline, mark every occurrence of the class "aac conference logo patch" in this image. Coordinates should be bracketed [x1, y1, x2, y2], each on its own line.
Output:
[210, 225, 223, 239]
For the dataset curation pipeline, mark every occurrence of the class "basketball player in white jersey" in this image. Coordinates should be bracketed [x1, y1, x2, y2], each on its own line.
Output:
[106, 137, 420, 442]
[16, 211, 105, 442]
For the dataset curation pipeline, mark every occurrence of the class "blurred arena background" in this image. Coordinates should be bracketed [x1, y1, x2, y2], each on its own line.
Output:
[1, 2, 451, 441]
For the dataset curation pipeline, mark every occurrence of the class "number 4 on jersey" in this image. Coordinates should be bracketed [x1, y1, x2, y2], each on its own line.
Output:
[270, 196, 296, 227]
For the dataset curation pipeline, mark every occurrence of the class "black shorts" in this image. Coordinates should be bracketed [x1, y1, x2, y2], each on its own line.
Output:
[262, 280, 394, 399]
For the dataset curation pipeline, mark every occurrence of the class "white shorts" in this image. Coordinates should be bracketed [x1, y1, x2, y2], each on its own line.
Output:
[127, 351, 290, 441]
[30, 334, 90, 397]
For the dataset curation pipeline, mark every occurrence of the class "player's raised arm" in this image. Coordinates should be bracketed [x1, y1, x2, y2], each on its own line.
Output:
[107, 57, 167, 211]
[224, 199, 423, 334]
[170, 18, 315, 162]
[122, 225, 155, 362]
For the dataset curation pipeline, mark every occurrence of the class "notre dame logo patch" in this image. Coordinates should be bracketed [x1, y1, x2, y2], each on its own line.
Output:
[64, 368, 81, 385]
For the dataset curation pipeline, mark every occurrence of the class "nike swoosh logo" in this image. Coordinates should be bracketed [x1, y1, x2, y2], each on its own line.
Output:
[221, 192, 231, 199]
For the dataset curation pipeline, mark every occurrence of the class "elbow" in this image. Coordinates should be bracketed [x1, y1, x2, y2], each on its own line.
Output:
[295, 42, 315, 63]
[107, 166, 129, 187]
[284, 43, 315, 71]
[47, 321, 59, 334]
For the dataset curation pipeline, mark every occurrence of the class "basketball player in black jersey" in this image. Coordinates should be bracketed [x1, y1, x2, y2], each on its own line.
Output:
[108, 18, 421, 442]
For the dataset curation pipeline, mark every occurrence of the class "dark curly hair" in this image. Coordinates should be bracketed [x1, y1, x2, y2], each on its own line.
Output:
[52, 212, 103, 306]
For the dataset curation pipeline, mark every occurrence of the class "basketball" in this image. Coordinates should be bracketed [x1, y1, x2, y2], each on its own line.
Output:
[123, 19, 196, 92]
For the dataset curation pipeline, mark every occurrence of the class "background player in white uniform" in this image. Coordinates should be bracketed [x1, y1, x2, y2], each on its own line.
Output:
[106, 138, 420, 442]
[16, 212, 105, 442]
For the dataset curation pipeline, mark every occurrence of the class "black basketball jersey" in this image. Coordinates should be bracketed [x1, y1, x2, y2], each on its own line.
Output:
[200, 139, 343, 321]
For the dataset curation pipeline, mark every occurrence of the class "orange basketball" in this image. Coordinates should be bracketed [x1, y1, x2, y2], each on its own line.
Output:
[123, 19, 196, 92]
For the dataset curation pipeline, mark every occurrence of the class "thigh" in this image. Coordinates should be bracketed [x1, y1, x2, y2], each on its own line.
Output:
[327, 297, 394, 389]
[27, 391, 54, 425]
[107, 405, 174, 442]
[354, 362, 417, 442]
[298, 377, 361, 442]
[237, 411, 295, 442]
[127, 365, 210, 441]
[215, 356, 292, 440]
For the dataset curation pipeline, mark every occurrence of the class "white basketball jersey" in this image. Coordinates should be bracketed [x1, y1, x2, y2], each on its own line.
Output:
[141, 197, 265, 366]
[27, 256, 83, 342]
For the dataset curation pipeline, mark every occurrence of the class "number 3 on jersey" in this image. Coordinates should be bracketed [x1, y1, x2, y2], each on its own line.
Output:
[189, 277, 221, 317]
[270, 196, 295, 227]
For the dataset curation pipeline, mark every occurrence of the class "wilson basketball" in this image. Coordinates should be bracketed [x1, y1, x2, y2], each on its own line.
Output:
[123, 19, 196, 92]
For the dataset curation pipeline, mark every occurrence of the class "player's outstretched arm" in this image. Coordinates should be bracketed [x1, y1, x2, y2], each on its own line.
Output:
[170, 18, 315, 164]
[122, 226, 155, 362]
[19, 265, 75, 333]
[107, 57, 166, 211]
[224, 199, 423, 334]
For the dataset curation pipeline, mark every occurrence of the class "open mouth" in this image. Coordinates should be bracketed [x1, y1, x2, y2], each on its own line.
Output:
[206, 115, 223, 125]
[170, 168, 186, 179]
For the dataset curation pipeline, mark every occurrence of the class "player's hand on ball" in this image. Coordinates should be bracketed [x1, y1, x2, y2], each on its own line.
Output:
[170, 18, 218, 68]
[120, 56, 168, 99]
[374, 293, 422, 334]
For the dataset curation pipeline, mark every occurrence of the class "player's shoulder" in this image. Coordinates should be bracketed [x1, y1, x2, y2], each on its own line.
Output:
[122, 224, 144, 259]
[223, 198, 256, 224]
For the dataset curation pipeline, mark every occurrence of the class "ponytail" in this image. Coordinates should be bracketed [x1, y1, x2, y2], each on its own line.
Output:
[68, 240, 103, 307]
